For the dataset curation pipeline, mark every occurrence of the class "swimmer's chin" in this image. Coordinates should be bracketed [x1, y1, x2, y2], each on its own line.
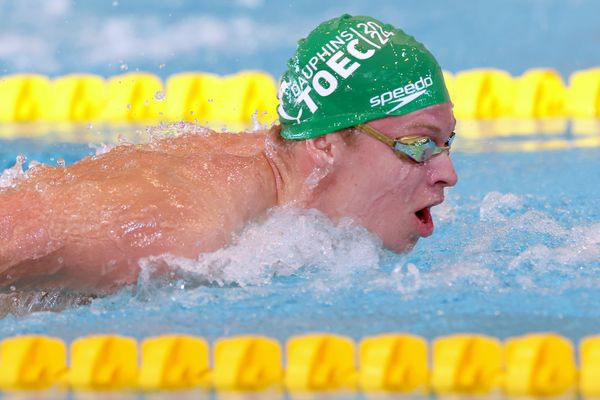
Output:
[385, 236, 419, 254]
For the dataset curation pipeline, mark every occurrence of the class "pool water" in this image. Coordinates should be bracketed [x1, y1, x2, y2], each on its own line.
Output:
[1, 124, 600, 345]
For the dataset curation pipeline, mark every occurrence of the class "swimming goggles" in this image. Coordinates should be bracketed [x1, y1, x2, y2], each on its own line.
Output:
[356, 123, 455, 163]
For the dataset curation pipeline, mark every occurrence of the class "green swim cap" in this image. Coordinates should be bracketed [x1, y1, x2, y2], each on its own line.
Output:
[277, 14, 450, 140]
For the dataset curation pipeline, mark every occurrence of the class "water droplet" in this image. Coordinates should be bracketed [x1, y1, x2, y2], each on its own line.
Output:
[143, 100, 149, 106]
[126, 104, 132, 109]
[87, 123, 93, 130]
[154, 91, 165, 101]
[159, 63, 166, 69]
[9, 285, 15, 292]
[207, 98, 214, 103]
[120, 63, 128, 71]
[57, 158, 65, 167]
[112, 0, 119, 5]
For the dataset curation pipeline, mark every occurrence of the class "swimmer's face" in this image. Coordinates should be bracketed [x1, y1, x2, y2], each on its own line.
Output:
[330, 102, 458, 252]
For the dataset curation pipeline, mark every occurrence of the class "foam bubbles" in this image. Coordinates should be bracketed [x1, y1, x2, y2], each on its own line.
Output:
[138, 207, 382, 288]
[145, 121, 211, 142]
[391, 262, 421, 297]
[89, 143, 115, 156]
[424, 191, 600, 294]
[505, 221, 600, 290]
[479, 191, 523, 222]
[250, 110, 270, 132]
[131, 190, 600, 300]
[0, 155, 26, 188]
[431, 199, 458, 222]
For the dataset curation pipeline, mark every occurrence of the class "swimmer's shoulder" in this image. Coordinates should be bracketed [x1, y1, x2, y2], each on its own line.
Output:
[151, 129, 270, 158]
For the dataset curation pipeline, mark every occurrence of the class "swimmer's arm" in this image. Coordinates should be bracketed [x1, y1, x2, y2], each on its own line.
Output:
[0, 174, 121, 290]
[0, 187, 60, 278]
[0, 153, 234, 292]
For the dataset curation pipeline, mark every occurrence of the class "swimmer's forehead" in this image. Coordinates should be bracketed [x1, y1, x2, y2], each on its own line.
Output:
[403, 121, 456, 141]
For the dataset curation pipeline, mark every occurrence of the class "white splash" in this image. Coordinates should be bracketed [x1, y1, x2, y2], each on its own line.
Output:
[424, 261, 500, 291]
[138, 207, 382, 288]
[249, 110, 271, 132]
[89, 143, 114, 156]
[508, 222, 600, 272]
[0, 155, 27, 188]
[145, 121, 212, 142]
[391, 262, 421, 297]
[431, 196, 458, 222]
[430, 191, 600, 293]
[479, 191, 523, 222]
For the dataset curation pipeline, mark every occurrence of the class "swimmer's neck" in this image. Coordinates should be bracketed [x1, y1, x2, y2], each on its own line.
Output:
[262, 146, 284, 206]
[262, 128, 317, 208]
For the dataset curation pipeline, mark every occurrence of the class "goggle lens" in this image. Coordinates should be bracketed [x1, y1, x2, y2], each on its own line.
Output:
[394, 134, 453, 163]
[356, 124, 455, 164]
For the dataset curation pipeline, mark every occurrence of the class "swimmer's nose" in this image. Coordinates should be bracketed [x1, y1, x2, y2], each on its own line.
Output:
[427, 151, 458, 187]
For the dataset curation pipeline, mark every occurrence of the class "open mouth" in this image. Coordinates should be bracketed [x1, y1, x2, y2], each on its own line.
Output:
[414, 207, 434, 236]
[415, 207, 431, 224]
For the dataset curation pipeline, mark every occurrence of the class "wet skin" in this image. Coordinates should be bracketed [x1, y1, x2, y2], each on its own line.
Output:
[312, 102, 458, 252]
[0, 103, 457, 294]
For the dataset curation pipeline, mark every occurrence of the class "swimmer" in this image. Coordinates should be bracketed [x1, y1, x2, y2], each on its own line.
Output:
[0, 14, 457, 294]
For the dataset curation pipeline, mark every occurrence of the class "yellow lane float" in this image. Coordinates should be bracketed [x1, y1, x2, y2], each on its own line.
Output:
[0, 332, 596, 395]
[0, 74, 52, 122]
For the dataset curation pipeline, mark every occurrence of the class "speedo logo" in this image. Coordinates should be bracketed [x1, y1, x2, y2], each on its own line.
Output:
[369, 75, 433, 114]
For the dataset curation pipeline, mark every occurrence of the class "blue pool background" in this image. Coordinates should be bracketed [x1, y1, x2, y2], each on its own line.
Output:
[1, 0, 600, 346]
[1, 0, 600, 79]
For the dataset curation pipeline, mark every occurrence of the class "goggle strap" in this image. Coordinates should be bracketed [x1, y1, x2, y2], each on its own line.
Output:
[356, 124, 396, 147]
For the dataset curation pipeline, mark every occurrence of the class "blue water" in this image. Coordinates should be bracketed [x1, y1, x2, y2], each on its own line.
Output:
[2, 126, 600, 344]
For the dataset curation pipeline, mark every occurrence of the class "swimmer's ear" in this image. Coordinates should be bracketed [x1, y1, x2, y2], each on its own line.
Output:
[304, 133, 344, 167]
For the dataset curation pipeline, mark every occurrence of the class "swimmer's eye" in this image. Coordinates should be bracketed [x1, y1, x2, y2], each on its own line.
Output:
[356, 124, 454, 163]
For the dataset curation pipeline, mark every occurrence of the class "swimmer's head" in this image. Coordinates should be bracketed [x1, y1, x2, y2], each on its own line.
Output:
[277, 14, 450, 140]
